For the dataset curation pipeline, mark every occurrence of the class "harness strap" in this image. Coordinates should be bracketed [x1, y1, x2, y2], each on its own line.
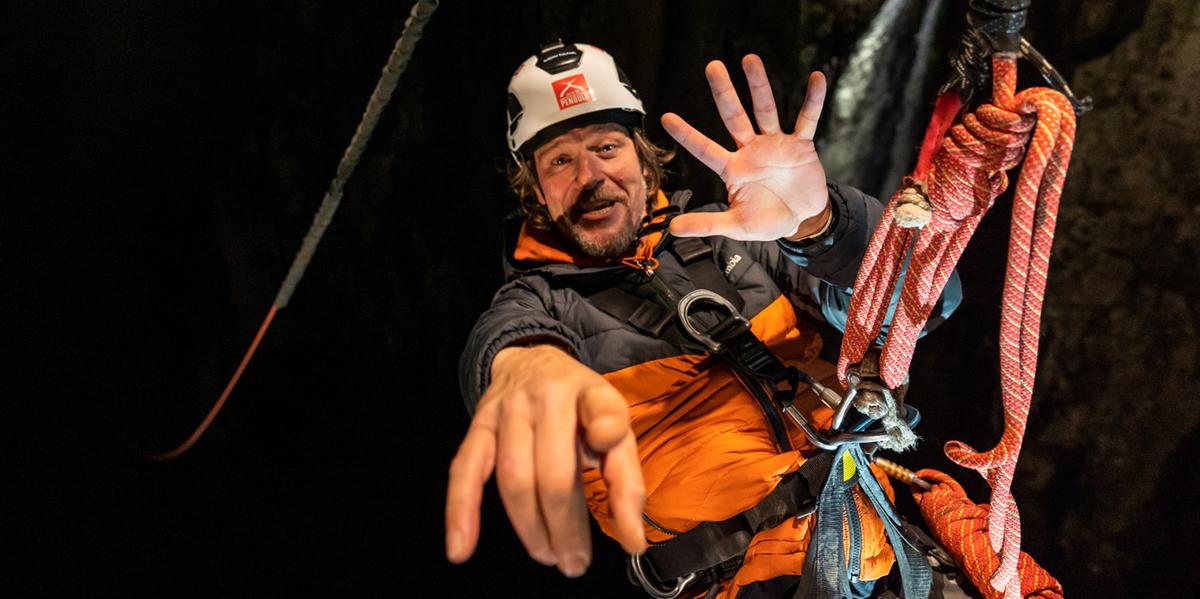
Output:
[798, 447, 933, 599]
[640, 453, 834, 584]
[586, 287, 675, 337]
[584, 238, 745, 341]
[670, 236, 745, 314]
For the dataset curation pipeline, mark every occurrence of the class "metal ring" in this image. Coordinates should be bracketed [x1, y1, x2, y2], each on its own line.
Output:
[676, 289, 747, 353]
[629, 553, 697, 599]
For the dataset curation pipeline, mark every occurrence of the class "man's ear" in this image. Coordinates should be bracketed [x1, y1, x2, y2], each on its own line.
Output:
[533, 182, 547, 206]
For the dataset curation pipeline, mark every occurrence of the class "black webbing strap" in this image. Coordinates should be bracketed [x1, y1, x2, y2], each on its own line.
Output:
[671, 236, 745, 315]
[586, 287, 675, 337]
[642, 452, 834, 584]
[583, 230, 798, 453]
[583, 236, 744, 348]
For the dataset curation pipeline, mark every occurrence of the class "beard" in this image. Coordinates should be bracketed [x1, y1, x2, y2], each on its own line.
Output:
[553, 188, 646, 259]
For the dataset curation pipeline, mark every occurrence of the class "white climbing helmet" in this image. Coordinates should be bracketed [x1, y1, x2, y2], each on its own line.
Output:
[506, 40, 645, 157]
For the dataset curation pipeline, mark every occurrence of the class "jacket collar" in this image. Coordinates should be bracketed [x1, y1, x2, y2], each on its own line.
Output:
[511, 190, 671, 268]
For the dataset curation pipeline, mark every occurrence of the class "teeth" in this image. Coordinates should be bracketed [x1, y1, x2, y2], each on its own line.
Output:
[585, 201, 614, 212]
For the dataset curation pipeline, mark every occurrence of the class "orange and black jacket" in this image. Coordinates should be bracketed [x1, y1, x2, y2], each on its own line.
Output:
[459, 182, 960, 594]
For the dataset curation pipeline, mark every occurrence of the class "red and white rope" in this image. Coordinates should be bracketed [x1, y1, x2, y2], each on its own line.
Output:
[837, 57, 1076, 598]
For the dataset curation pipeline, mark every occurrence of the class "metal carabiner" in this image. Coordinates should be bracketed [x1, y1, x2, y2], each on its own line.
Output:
[629, 553, 698, 599]
[784, 403, 895, 452]
[1020, 36, 1093, 115]
[676, 289, 748, 353]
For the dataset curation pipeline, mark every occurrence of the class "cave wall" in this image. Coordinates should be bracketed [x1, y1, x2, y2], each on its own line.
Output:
[1027, 0, 1200, 592]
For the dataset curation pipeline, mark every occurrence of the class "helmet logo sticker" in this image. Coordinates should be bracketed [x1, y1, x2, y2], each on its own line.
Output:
[552, 74, 593, 110]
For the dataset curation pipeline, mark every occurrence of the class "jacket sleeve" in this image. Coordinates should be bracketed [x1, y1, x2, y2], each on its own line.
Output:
[458, 275, 586, 414]
[761, 182, 961, 338]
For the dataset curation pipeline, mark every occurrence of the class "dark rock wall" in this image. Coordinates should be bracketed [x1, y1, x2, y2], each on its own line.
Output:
[5, 1, 1195, 596]
[1028, 0, 1200, 593]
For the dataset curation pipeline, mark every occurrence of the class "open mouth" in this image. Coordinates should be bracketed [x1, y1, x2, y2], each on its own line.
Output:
[576, 200, 619, 222]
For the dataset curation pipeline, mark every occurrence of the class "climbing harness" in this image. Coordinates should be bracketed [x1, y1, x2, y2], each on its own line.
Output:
[630, 453, 833, 599]
[836, 1, 1085, 596]
[145, 0, 439, 461]
[593, 192, 934, 597]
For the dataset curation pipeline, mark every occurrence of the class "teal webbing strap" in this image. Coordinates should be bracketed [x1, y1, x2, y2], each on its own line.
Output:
[798, 446, 932, 598]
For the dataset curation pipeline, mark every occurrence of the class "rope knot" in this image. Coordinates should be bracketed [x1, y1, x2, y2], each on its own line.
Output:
[893, 182, 933, 229]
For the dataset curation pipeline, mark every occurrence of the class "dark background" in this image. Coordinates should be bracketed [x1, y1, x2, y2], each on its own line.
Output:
[5, 0, 1197, 596]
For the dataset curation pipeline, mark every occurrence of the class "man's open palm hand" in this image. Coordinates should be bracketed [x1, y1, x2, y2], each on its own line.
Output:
[663, 55, 829, 241]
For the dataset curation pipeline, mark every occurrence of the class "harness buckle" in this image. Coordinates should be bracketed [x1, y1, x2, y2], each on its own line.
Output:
[676, 289, 747, 353]
[629, 553, 698, 599]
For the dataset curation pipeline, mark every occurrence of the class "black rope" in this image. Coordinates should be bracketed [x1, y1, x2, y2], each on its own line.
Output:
[149, 0, 440, 461]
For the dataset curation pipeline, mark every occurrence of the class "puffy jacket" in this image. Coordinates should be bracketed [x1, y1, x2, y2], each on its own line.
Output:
[459, 183, 960, 595]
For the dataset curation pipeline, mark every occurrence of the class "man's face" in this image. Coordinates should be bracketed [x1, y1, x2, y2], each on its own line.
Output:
[532, 123, 648, 258]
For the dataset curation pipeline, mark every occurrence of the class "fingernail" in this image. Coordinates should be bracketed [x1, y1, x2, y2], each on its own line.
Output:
[446, 530, 463, 561]
[559, 552, 590, 578]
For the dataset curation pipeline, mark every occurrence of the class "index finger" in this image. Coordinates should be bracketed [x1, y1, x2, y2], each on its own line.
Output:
[600, 432, 647, 554]
[445, 404, 499, 563]
[578, 384, 646, 555]
[577, 382, 630, 453]
[661, 112, 731, 176]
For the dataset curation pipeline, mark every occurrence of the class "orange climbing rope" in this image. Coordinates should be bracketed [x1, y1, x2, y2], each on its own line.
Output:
[147, 306, 278, 461]
[838, 55, 1076, 598]
[913, 469, 1064, 599]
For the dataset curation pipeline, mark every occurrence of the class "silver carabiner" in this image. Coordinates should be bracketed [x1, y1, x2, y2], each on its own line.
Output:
[784, 404, 895, 451]
[676, 289, 748, 353]
[629, 553, 698, 599]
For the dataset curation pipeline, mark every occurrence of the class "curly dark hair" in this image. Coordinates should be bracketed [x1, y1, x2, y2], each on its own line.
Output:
[507, 127, 675, 230]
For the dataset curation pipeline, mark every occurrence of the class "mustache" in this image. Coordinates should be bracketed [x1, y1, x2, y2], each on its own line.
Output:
[568, 187, 628, 218]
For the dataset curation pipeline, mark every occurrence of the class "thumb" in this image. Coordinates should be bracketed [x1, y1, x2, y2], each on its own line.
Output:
[668, 211, 741, 238]
[577, 382, 630, 453]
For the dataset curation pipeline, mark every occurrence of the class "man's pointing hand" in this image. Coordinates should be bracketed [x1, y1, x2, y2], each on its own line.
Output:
[445, 345, 646, 577]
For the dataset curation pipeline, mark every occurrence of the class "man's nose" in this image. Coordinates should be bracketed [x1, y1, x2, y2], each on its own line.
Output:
[574, 152, 605, 189]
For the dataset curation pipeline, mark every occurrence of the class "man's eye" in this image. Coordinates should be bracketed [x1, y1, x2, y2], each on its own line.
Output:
[551, 156, 569, 166]
[599, 144, 616, 153]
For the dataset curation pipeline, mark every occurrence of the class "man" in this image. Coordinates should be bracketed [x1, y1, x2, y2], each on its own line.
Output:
[446, 40, 959, 597]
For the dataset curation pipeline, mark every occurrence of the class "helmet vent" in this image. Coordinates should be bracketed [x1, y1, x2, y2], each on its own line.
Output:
[535, 39, 583, 75]
[506, 92, 524, 136]
[615, 65, 640, 99]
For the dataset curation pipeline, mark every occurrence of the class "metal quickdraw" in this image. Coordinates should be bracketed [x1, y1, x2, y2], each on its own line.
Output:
[676, 287, 923, 455]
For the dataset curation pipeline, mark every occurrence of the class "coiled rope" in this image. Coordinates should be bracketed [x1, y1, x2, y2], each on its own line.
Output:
[837, 55, 1076, 598]
[913, 469, 1064, 599]
[148, 0, 439, 461]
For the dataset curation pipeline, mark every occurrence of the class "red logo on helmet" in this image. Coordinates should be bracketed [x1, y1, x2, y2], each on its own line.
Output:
[552, 74, 592, 110]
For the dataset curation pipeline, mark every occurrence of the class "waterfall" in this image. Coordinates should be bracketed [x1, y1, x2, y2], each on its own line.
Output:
[821, 0, 914, 194]
[882, 0, 947, 191]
